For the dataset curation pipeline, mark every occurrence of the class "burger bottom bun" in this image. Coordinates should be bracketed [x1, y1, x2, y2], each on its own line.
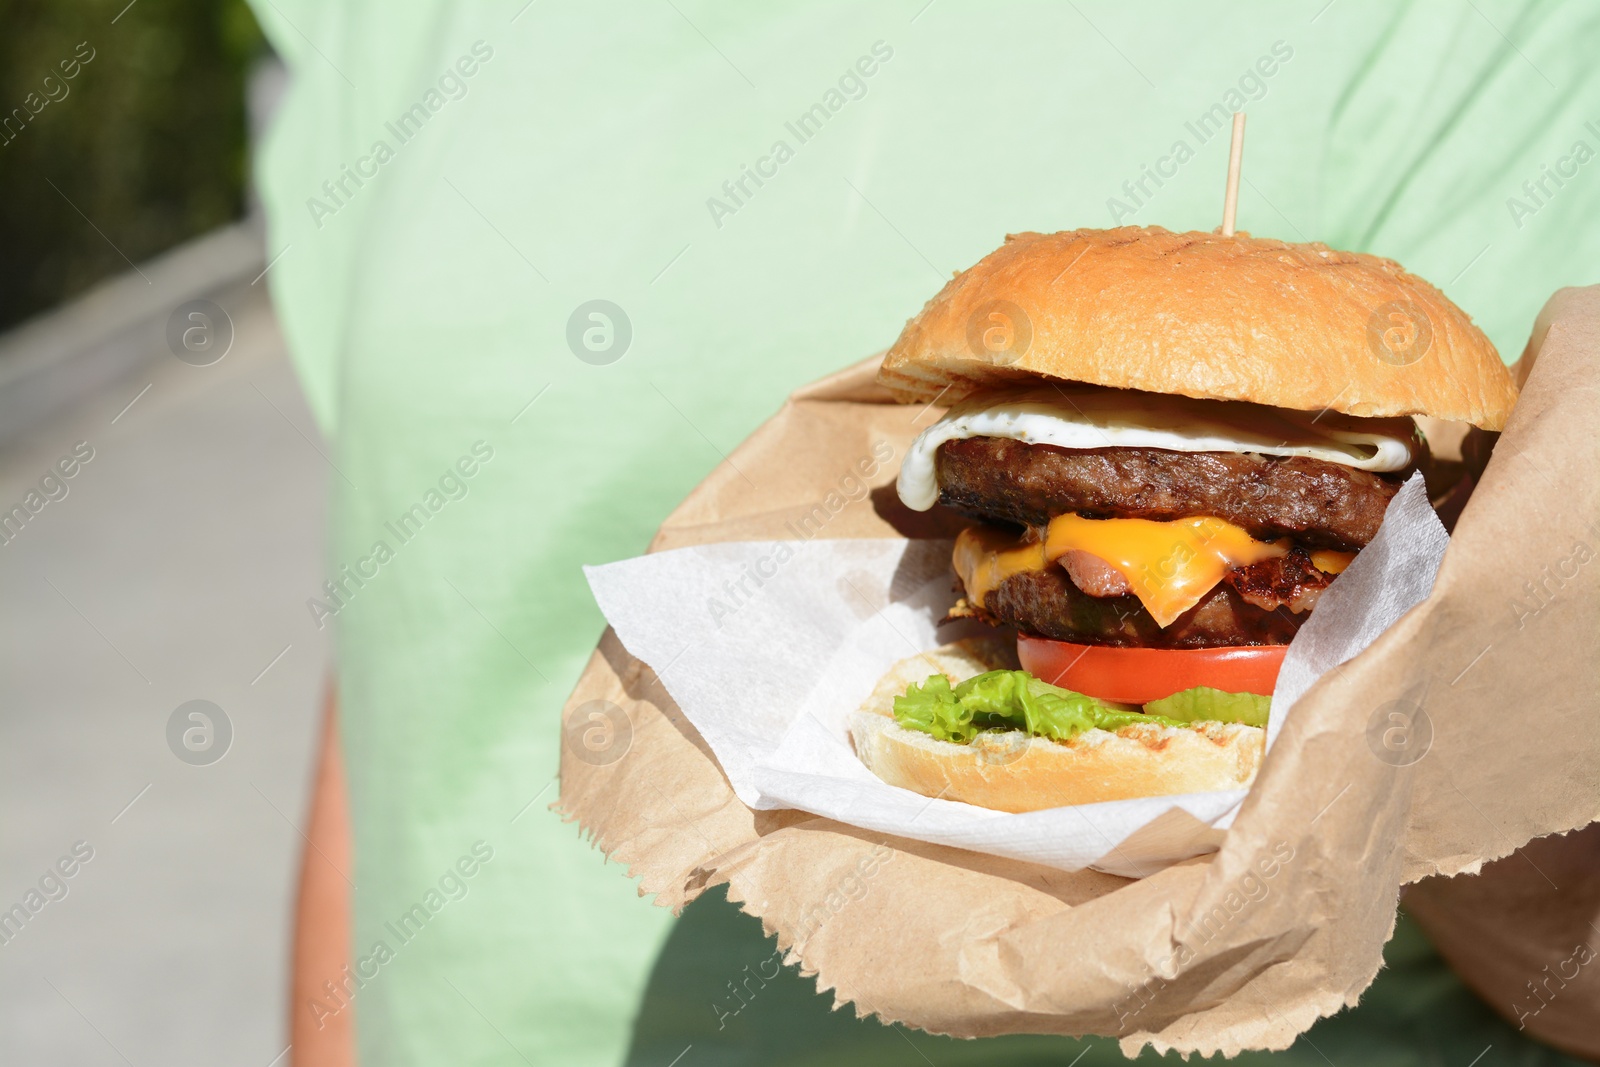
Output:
[849, 641, 1264, 813]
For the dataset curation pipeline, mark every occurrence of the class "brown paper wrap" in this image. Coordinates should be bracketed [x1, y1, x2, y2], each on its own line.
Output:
[558, 287, 1600, 1055]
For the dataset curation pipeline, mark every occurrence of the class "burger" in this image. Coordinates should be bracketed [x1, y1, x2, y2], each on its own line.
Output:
[851, 226, 1517, 812]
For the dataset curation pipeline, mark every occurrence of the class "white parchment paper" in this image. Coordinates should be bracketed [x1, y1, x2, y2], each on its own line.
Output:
[585, 474, 1446, 875]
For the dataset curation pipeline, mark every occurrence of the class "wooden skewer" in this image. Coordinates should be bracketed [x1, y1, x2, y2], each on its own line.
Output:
[1221, 111, 1246, 237]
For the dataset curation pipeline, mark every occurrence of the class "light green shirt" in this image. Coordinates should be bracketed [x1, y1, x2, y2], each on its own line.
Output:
[249, 2, 1600, 1063]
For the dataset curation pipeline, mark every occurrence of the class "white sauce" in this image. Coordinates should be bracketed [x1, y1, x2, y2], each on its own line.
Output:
[897, 385, 1416, 511]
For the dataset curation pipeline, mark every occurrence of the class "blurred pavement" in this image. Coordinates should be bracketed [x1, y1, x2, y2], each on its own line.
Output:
[0, 276, 327, 1066]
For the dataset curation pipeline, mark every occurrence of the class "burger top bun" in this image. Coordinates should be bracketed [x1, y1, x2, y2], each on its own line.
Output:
[876, 227, 1518, 430]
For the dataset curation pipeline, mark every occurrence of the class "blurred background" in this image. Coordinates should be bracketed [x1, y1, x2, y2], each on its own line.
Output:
[0, 0, 263, 332]
[1, 2, 325, 1064]
[4, 2, 1598, 1066]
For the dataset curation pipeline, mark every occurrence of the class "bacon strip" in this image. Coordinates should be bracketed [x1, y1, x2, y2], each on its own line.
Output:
[1225, 550, 1334, 614]
[1058, 549, 1133, 597]
[1054, 546, 1334, 615]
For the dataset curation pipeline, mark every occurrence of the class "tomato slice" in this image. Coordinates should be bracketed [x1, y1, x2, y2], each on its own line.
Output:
[1017, 635, 1288, 705]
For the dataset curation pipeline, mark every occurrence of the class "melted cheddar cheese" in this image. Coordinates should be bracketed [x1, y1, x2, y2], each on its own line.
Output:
[952, 525, 1047, 608]
[954, 515, 1291, 628]
[1044, 515, 1287, 627]
[1310, 549, 1356, 574]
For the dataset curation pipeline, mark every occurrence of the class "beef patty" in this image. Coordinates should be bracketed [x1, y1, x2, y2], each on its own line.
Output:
[937, 437, 1407, 550]
[971, 566, 1307, 648]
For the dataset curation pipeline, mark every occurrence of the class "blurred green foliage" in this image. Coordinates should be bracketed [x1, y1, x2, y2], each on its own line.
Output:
[0, 0, 265, 331]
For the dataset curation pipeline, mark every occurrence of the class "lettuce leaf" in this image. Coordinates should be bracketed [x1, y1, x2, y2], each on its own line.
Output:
[893, 670, 1181, 744]
[892, 671, 1269, 744]
[1143, 686, 1270, 727]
